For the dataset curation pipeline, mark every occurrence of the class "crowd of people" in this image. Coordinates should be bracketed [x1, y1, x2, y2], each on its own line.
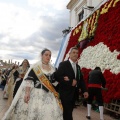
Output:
[0, 59, 30, 104]
[0, 47, 107, 120]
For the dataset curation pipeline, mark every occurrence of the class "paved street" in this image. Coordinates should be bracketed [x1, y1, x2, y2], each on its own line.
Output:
[0, 90, 114, 120]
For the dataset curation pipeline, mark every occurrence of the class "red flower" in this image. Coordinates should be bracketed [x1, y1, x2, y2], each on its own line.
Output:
[117, 54, 120, 59]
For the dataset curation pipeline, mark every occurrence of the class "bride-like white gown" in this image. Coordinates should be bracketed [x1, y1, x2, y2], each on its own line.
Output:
[2, 62, 63, 120]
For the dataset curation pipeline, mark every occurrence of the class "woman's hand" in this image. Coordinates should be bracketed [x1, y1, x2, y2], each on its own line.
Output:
[24, 92, 30, 103]
[64, 76, 69, 81]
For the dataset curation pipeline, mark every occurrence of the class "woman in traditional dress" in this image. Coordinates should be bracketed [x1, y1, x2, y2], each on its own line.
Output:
[2, 48, 63, 120]
[13, 59, 30, 98]
[7, 65, 18, 106]
[1, 70, 8, 98]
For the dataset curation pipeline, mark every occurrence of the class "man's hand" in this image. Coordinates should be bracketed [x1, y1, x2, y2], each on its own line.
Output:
[83, 92, 89, 98]
[72, 79, 77, 86]
[64, 76, 69, 81]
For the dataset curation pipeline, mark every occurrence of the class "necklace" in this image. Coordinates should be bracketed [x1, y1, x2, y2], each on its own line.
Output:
[42, 62, 51, 71]
[42, 62, 49, 66]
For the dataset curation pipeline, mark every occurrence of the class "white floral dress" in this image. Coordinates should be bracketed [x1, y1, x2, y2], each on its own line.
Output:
[2, 64, 63, 120]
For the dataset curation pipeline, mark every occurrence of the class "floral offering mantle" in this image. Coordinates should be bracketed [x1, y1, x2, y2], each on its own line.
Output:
[64, 0, 120, 103]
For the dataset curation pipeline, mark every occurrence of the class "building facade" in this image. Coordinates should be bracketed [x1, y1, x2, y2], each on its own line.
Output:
[67, 0, 107, 27]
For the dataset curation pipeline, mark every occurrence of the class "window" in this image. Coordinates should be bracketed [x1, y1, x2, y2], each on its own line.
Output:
[78, 10, 84, 22]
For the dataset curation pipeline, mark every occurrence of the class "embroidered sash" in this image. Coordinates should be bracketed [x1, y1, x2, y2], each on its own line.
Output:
[33, 64, 63, 110]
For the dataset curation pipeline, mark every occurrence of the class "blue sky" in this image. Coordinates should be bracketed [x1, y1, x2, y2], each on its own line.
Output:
[0, 0, 70, 64]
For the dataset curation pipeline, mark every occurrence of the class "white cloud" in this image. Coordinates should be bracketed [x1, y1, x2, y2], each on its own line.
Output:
[0, 1, 69, 65]
[28, 0, 69, 11]
[1, 36, 10, 44]
[0, 3, 42, 39]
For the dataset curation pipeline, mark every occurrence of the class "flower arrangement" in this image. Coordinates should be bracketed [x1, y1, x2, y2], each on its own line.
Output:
[64, 0, 120, 103]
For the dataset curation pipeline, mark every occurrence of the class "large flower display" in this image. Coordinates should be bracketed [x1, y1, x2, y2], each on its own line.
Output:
[64, 0, 120, 103]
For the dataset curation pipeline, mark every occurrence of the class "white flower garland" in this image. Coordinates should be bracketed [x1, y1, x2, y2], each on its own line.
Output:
[78, 42, 120, 74]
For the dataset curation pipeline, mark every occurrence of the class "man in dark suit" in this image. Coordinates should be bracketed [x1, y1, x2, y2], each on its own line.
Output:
[56, 47, 88, 120]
